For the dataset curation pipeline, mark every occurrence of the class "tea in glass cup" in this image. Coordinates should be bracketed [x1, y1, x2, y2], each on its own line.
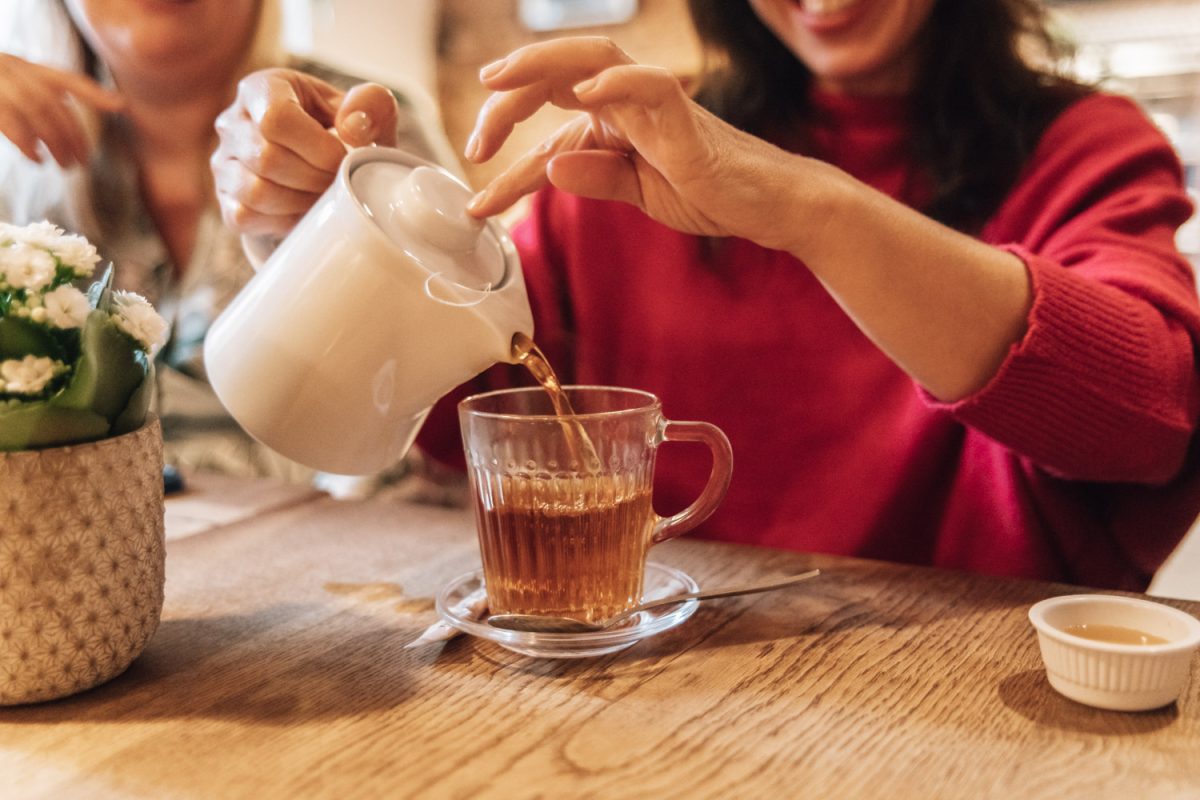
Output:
[458, 386, 733, 624]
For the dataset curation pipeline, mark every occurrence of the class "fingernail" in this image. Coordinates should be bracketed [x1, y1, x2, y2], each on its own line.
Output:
[466, 189, 489, 215]
[479, 58, 508, 81]
[344, 110, 372, 137]
[465, 132, 481, 161]
[573, 78, 598, 96]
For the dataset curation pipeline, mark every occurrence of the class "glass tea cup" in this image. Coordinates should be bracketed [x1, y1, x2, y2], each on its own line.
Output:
[458, 386, 733, 625]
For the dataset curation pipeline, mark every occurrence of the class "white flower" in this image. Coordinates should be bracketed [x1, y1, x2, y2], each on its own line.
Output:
[111, 290, 168, 353]
[0, 355, 64, 395]
[0, 221, 100, 278]
[0, 242, 57, 291]
[50, 234, 101, 278]
[42, 285, 90, 329]
[0, 222, 22, 244]
[1, 220, 63, 248]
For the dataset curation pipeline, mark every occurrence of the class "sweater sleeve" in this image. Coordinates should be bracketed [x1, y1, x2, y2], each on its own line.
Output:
[927, 94, 1200, 486]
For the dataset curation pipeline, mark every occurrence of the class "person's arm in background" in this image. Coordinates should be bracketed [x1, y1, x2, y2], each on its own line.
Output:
[0, 53, 124, 169]
[0, 52, 124, 225]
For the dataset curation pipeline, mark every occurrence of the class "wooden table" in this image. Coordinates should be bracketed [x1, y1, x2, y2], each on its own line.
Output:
[3, 473, 1198, 799]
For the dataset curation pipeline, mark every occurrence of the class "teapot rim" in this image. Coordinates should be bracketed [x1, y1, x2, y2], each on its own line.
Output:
[339, 147, 520, 293]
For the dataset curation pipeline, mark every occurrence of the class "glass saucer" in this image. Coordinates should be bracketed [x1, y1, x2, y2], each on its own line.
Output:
[435, 562, 699, 658]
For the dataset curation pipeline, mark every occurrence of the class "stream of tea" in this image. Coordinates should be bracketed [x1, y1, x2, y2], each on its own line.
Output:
[472, 333, 648, 622]
[510, 331, 599, 468]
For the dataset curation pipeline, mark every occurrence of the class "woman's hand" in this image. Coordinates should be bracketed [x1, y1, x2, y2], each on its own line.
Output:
[465, 37, 817, 253]
[465, 37, 1034, 403]
[211, 68, 400, 237]
[0, 53, 124, 167]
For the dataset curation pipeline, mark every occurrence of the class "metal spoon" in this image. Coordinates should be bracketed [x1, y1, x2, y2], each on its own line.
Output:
[486, 568, 821, 634]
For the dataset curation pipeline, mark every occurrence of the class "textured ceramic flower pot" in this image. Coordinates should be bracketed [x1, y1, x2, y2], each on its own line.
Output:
[0, 416, 164, 705]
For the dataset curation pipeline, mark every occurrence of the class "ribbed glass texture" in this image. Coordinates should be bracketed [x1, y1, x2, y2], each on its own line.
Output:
[462, 387, 660, 623]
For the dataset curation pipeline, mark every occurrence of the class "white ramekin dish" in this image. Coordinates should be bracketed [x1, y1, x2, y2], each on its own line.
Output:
[1028, 594, 1200, 711]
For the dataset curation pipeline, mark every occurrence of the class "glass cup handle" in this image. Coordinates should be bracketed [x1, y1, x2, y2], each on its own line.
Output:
[651, 419, 734, 544]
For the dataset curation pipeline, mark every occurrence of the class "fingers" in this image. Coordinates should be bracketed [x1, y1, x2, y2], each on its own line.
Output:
[214, 110, 333, 193]
[571, 64, 696, 144]
[465, 83, 567, 164]
[212, 156, 315, 237]
[0, 83, 87, 167]
[478, 37, 633, 91]
[0, 79, 48, 163]
[28, 61, 124, 113]
[213, 157, 321, 214]
[467, 115, 595, 217]
[335, 83, 400, 148]
[237, 70, 347, 173]
[0, 54, 121, 167]
[546, 150, 642, 207]
[467, 37, 634, 163]
[16, 77, 92, 166]
[468, 59, 703, 218]
[213, 69, 351, 236]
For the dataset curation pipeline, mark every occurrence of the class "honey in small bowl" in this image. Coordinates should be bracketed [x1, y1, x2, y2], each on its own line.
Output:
[1061, 623, 1168, 646]
[1028, 593, 1200, 711]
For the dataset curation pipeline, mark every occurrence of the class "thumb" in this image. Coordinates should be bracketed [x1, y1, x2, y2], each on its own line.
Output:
[335, 83, 400, 147]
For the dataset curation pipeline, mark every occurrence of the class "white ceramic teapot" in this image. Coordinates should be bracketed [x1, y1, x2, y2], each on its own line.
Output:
[204, 148, 534, 475]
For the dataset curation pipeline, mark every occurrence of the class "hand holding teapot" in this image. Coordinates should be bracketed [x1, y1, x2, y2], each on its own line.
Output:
[205, 149, 534, 475]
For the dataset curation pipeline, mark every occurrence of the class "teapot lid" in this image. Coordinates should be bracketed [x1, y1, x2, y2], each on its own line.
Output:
[349, 156, 508, 302]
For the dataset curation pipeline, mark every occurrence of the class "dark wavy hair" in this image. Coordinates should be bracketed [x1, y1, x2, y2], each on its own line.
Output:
[686, 0, 1091, 232]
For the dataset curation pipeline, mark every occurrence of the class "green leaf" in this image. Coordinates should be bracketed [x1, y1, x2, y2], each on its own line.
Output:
[0, 316, 63, 360]
[53, 261, 76, 287]
[110, 362, 154, 435]
[50, 309, 148, 421]
[0, 401, 110, 451]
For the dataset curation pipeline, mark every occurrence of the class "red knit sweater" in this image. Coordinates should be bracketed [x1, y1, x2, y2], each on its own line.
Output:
[419, 92, 1200, 591]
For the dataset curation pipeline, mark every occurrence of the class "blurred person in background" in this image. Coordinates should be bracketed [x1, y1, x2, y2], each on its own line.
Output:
[0, 0, 440, 484]
[212, 0, 1200, 590]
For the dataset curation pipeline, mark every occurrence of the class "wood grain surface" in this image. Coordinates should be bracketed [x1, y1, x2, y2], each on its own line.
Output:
[3, 483, 1198, 799]
[163, 470, 325, 541]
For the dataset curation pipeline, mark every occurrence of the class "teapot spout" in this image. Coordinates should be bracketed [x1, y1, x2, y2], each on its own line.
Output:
[509, 330, 568, 393]
[510, 331, 536, 364]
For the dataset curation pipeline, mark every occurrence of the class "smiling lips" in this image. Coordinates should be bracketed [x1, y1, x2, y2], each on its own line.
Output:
[799, 0, 861, 12]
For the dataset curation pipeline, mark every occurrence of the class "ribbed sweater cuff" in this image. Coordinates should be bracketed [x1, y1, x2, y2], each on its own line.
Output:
[922, 245, 1188, 480]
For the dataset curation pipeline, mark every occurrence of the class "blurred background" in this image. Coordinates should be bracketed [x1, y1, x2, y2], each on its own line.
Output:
[288, 0, 1199, 260]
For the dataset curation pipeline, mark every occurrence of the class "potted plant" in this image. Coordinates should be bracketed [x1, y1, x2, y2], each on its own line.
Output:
[0, 221, 169, 705]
